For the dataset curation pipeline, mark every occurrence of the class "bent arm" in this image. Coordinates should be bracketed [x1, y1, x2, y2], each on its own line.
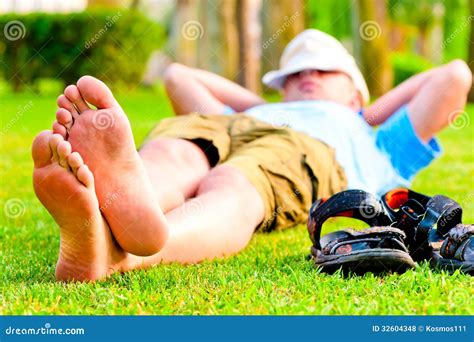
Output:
[363, 66, 438, 126]
[163, 63, 266, 115]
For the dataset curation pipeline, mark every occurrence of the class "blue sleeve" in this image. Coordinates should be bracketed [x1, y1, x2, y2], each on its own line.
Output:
[222, 105, 236, 115]
[375, 105, 442, 181]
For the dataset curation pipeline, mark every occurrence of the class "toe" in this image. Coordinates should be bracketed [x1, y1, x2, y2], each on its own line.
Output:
[57, 94, 79, 120]
[52, 121, 67, 138]
[57, 140, 72, 169]
[68, 152, 84, 174]
[49, 134, 64, 162]
[77, 75, 117, 109]
[76, 164, 94, 188]
[56, 108, 73, 130]
[64, 85, 90, 113]
[32, 130, 53, 168]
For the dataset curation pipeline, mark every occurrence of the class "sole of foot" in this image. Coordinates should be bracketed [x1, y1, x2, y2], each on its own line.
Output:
[59, 76, 168, 256]
[32, 131, 129, 281]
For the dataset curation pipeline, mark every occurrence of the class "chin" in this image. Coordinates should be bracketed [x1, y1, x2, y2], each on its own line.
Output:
[284, 91, 326, 102]
[302, 93, 323, 101]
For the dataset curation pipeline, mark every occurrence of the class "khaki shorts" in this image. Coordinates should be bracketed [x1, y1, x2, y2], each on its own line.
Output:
[143, 114, 347, 232]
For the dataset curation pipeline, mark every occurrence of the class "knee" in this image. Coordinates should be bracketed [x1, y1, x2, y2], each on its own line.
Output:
[140, 138, 210, 188]
[197, 165, 265, 226]
[441, 60, 473, 94]
[141, 137, 179, 156]
[197, 165, 252, 195]
[141, 138, 204, 164]
[163, 63, 186, 90]
[140, 138, 176, 163]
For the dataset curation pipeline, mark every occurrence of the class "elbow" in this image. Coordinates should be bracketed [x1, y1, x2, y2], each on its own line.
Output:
[442, 59, 473, 96]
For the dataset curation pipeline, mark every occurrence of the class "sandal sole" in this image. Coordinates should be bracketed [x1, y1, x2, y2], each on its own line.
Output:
[313, 248, 416, 275]
[430, 252, 474, 275]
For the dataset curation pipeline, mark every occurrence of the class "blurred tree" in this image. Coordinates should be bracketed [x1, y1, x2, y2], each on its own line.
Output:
[389, 0, 446, 62]
[219, 0, 239, 80]
[469, 0, 474, 102]
[442, 0, 470, 62]
[428, 3, 445, 64]
[279, 0, 305, 44]
[130, 0, 140, 9]
[172, 0, 199, 66]
[353, 0, 393, 97]
[87, 0, 125, 8]
[197, 0, 211, 70]
[261, 0, 305, 78]
[238, 0, 262, 94]
[305, 0, 352, 40]
[167, 0, 264, 93]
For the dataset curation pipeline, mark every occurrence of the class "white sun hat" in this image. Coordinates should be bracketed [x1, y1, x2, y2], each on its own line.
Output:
[262, 29, 370, 104]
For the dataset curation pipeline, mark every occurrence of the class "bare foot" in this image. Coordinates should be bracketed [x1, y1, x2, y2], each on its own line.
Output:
[63, 76, 168, 256]
[32, 131, 129, 281]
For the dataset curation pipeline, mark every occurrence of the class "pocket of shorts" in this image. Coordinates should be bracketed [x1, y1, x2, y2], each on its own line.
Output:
[259, 157, 316, 230]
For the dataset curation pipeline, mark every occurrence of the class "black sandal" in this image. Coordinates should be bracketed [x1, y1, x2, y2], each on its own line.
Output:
[382, 188, 472, 274]
[382, 188, 461, 260]
[307, 190, 416, 274]
[430, 224, 474, 275]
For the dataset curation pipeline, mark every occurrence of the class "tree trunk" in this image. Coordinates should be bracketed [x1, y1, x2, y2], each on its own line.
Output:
[130, 0, 140, 10]
[353, 0, 393, 99]
[428, 3, 444, 64]
[197, 0, 210, 70]
[11, 43, 21, 92]
[261, 0, 304, 78]
[219, 0, 239, 80]
[469, 0, 474, 102]
[87, 0, 123, 8]
[237, 0, 262, 94]
[173, 0, 199, 67]
[417, 25, 429, 58]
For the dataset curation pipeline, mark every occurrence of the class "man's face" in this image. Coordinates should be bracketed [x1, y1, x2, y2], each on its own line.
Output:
[282, 69, 362, 110]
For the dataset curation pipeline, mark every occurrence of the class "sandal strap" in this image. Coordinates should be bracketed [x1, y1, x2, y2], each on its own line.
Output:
[322, 227, 408, 255]
[382, 188, 431, 212]
[307, 189, 393, 250]
[382, 188, 429, 231]
[440, 224, 474, 261]
[382, 190, 462, 236]
[381, 189, 463, 260]
[414, 195, 463, 246]
[422, 195, 463, 236]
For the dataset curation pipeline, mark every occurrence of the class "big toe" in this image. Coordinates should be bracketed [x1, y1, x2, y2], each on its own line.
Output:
[76, 76, 117, 109]
[32, 130, 53, 168]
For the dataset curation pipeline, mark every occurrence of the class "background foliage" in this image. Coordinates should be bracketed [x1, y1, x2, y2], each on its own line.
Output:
[0, 10, 164, 91]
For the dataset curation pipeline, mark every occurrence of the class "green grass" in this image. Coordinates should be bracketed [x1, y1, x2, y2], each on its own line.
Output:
[1, 86, 473, 315]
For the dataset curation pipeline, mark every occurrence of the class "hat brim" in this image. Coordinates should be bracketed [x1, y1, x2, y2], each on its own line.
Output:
[262, 60, 370, 104]
[262, 63, 335, 90]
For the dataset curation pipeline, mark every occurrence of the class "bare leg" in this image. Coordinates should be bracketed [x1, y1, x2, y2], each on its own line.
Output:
[138, 138, 210, 213]
[107, 164, 265, 269]
[135, 164, 265, 265]
[34, 139, 265, 280]
[57, 75, 257, 259]
[46, 76, 265, 280]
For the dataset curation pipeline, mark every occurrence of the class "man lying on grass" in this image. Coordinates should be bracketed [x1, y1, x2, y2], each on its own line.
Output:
[32, 29, 472, 281]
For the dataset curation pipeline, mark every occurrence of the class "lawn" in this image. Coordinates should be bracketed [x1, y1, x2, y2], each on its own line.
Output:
[0, 85, 473, 315]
